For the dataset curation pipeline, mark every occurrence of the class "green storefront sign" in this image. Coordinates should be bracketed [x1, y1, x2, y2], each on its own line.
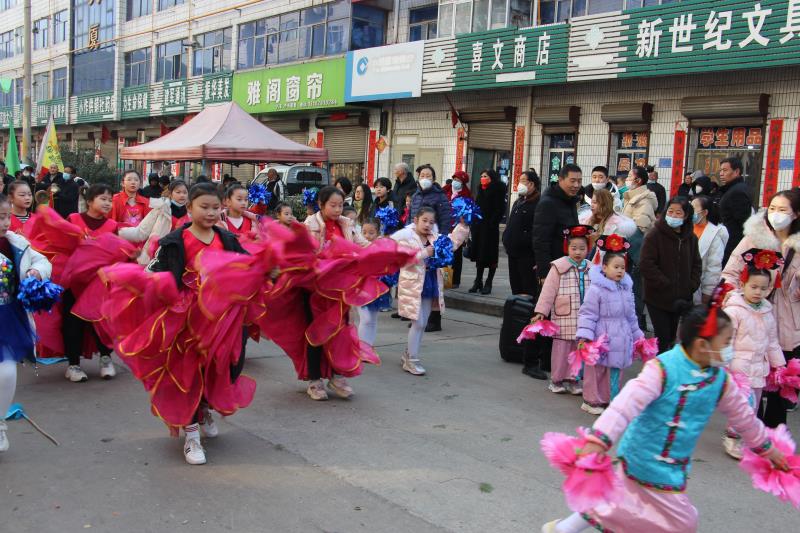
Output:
[453, 24, 569, 90]
[162, 80, 187, 115]
[0, 106, 18, 128]
[76, 91, 115, 123]
[619, 0, 800, 78]
[121, 86, 151, 119]
[202, 72, 233, 105]
[233, 58, 345, 114]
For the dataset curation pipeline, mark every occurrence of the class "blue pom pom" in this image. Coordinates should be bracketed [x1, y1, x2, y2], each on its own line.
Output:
[17, 277, 64, 313]
[451, 197, 483, 226]
[248, 183, 272, 205]
[379, 272, 399, 288]
[426, 235, 454, 269]
[303, 188, 319, 211]
[375, 206, 400, 234]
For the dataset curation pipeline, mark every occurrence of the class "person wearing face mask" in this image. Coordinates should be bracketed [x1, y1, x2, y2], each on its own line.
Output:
[690, 195, 728, 304]
[468, 169, 506, 295]
[51, 164, 84, 218]
[621, 166, 658, 234]
[639, 197, 702, 352]
[718, 157, 753, 264]
[503, 170, 541, 296]
[443, 171, 472, 288]
[582, 166, 621, 214]
[722, 189, 800, 428]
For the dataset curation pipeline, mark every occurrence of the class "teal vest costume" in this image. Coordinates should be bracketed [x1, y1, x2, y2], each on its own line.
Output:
[617, 345, 727, 492]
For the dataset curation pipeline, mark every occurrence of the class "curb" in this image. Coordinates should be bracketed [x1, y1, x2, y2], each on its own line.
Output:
[444, 291, 505, 317]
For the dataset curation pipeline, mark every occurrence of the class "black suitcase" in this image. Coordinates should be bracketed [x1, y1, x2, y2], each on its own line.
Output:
[499, 294, 536, 363]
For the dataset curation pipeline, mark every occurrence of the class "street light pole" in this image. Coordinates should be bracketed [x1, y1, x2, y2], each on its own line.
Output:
[22, 0, 32, 163]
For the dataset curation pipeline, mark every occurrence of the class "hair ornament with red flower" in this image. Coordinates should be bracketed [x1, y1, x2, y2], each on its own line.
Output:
[562, 225, 596, 254]
[593, 233, 631, 265]
[740, 248, 784, 288]
[698, 281, 736, 338]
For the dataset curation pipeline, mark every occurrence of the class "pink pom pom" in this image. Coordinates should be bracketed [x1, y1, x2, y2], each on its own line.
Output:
[540, 428, 622, 513]
[633, 337, 659, 362]
[516, 319, 561, 344]
[739, 424, 800, 508]
[766, 361, 800, 403]
[729, 371, 753, 401]
[567, 335, 609, 377]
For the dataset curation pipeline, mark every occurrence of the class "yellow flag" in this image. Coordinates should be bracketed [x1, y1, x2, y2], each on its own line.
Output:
[35, 115, 63, 177]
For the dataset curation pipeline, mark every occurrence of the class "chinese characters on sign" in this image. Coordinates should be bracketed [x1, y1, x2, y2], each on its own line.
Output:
[76, 92, 114, 122]
[697, 126, 763, 148]
[202, 74, 232, 104]
[88, 24, 100, 51]
[121, 89, 150, 116]
[162, 81, 187, 113]
[762, 119, 783, 205]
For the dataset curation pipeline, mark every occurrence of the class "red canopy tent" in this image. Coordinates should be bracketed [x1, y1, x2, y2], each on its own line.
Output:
[120, 102, 328, 162]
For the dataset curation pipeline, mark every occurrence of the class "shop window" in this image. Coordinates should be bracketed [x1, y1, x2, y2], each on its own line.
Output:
[53, 67, 67, 98]
[155, 39, 188, 82]
[0, 30, 13, 60]
[158, 0, 184, 10]
[127, 0, 152, 20]
[351, 5, 385, 50]
[124, 47, 151, 87]
[53, 10, 68, 44]
[688, 126, 763, 185]
[610, 131, 649, 179]
[33, 17, 49, 50]
[192, 28, 231, 76]
[440, 0, 531, 36]
[544, 133, 577, 183]
[409, 5, 438, 41]
[34, 72, 50, 102]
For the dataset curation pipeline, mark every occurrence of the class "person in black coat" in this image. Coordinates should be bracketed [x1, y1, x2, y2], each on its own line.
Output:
[532, 164, 582, 281]
[645, 165, 667, 214]
[502, 170, 540, 296]
[49, 164, 82, 218]
[469, 169, 506, 295]
[718, 156, 753, 264]
[676, 172, 694, 198]
[391, 162, 418, 206]
[142, 173, 164, 198]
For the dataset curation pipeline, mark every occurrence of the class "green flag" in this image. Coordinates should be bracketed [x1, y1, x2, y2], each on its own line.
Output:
[5, 126, 20, 175]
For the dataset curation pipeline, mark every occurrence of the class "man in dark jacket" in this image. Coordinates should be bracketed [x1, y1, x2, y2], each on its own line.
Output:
[532, 163, 581, 281]
[645, 165, 666, 214]
[718, 157, 753, 264]
[50, 164, 82, 218]
[265, 168, 283, 212]
[391, 162, 418, 206]
[141, 173, 163, 198]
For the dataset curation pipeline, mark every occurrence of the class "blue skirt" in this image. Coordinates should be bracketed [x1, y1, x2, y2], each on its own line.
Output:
[0, 302, 36, 363]
[420, 268, 439, 299]
[364, 291, 392, 311]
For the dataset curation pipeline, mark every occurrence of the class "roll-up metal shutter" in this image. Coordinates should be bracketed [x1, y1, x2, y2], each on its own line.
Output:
[601, 103, 653, 132]
[467, 122, 515, 151]
[232, 163, 257, 184]
[324, 126, 367, 162]
[680, 94, 769, 127]
[459, 106, 516, 123]
[262, 119, 310, 145]
[534, 105, 580, 134]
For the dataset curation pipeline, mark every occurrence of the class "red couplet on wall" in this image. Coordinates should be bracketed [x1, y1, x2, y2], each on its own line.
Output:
[513, 126, 526, 192]
[763, 119, 783, 206]
[455, 127, 465, 173]
[670, 130, 687, 194]
[367, 129, 377, 186]
[793, 120, 800, 188]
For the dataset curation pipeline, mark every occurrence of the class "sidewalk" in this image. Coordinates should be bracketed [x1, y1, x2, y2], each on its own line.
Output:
[444, 250, 512, 317]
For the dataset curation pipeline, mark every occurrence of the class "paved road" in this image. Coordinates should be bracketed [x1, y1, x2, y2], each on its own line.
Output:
[2, 309, 797, 532]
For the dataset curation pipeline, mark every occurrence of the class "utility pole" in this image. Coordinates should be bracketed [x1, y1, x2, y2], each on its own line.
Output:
[22, 0, 32, 163]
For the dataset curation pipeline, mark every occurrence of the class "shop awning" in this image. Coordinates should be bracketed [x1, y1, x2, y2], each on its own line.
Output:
[120, 102, 328, 162]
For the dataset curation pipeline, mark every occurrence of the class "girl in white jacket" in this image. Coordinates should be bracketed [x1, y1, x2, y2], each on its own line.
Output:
[691, 196, 729, 304]
[0, 194, 53, 453]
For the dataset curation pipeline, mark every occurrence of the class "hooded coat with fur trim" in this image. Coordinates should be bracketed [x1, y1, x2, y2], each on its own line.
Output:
[722, 211, 800, 351]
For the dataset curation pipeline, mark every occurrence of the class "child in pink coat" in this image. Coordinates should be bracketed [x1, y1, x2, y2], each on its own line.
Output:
[721, 249, 786, 459]
[532, 225, 594, 395]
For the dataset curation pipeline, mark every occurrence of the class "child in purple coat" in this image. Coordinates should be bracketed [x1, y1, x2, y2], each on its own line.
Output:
[576, 234, 643, 415]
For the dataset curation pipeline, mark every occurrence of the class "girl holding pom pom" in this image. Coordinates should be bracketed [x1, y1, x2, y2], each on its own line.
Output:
[0, 193, 52, 453]
[532, 225, 594, 395]
[542, 294, 789, 533]
[576, 234, 643, 415]
[357, 219, 391, 345]
[392, 206, 469, 375]
[721, 250, 786, 459]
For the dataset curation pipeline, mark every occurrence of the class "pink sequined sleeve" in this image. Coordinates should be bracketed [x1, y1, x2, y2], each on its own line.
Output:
[589, 360, 664, 447]
[717, 373, 770, 450]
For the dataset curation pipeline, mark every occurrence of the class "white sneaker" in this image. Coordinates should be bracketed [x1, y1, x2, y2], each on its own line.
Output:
[722, 434, 743, 460]
[65, 365, 88, 383]
[541, 520, 562, 533]
[200, 410, 219, 438]
[567, 382, 583, 396]
[581, 402, 605, 415]
[0, 421, 8, 453]
[548, 382, 567, 394]
[401, 353, 426, 376]
[307, 380, 329, 401]
[327, 376, 353, 399]
[183, 438, 207, 465]
[99, 356, 116, 379]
